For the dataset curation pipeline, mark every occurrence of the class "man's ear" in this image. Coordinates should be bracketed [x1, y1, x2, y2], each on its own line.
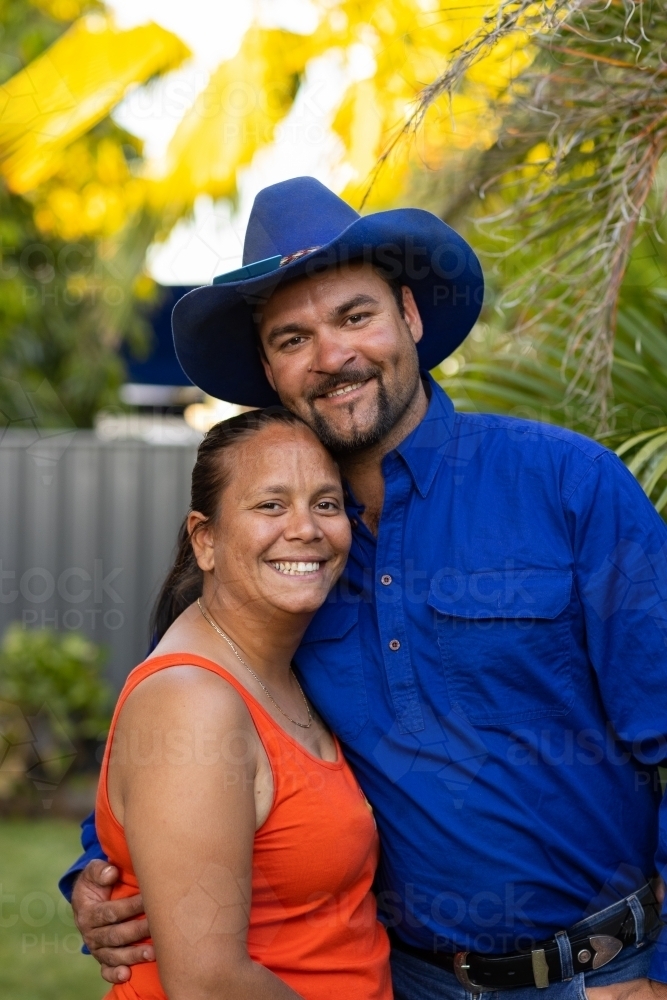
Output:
[188, 511, 215, 572]
[254, 311, 278, 391]
[260, 351, 277, 391]
[402, 286, 424, 345]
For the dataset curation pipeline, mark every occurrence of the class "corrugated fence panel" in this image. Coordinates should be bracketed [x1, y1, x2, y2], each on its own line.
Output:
[0, 431, 197, 690]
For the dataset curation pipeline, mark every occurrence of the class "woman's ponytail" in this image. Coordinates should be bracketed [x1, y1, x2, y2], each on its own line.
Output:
[149, 517, 203, 644]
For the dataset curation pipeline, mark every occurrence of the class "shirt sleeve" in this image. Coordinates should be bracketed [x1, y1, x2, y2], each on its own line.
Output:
[566, 451, 667, 982]
[58, 810, 108, 904]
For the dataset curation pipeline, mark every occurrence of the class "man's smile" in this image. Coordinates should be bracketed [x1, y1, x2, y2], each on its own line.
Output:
[316, 377, 375, 403]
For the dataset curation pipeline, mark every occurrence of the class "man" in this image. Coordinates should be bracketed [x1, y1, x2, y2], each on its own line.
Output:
[62, 177, 667, 1000]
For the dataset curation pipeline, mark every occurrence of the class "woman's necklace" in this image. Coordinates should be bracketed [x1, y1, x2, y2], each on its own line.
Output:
[197, 598, 313, 729]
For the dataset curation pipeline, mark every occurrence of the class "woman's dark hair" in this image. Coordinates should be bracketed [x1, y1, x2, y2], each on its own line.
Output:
[150, 406, 308, 643]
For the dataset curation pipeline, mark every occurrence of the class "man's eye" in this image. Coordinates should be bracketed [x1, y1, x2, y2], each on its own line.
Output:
[258, 502, 283, 511]
[281, 335, 305, 349]
[316, 500, 339, 511]
[346, 312, 368, 324]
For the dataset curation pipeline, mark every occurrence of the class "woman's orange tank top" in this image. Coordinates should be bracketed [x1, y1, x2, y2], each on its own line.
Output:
[96, 653, 392, 1000]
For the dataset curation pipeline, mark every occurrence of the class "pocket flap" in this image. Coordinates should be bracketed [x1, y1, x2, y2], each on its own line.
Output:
[428, 569, 573, 620]
[301, 597, 360, 643]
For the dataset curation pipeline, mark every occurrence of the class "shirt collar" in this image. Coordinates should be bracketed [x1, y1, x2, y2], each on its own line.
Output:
[393, 372, 457, 498]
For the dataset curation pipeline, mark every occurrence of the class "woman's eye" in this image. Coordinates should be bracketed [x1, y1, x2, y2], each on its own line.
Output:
[316, 500, 339, 511]
[258, 502, 283, 511]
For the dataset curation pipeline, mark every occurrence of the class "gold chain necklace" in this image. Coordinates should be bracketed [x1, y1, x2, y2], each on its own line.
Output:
[197, 598, 313, 729]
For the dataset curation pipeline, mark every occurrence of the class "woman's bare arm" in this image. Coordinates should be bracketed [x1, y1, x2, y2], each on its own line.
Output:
[110, 666, 302, 1000]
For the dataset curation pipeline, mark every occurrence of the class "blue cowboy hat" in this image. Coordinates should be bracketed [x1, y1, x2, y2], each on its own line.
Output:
[172, 176, 484, 406]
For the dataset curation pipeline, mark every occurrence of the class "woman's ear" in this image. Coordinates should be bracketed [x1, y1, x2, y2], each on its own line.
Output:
[188, 511, 215, 572]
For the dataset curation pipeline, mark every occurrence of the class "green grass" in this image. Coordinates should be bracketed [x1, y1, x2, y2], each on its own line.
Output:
[0, 818, 107, 1000]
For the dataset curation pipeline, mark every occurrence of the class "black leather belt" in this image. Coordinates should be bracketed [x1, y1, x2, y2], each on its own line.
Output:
[389, 882, 662, 992]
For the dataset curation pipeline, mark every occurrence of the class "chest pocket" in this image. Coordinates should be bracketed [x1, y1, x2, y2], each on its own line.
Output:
[294, 600, 369, 742]
[428, 570, 575, 727]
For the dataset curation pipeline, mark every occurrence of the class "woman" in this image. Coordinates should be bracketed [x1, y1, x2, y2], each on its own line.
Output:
[96, 407, 392, 1000]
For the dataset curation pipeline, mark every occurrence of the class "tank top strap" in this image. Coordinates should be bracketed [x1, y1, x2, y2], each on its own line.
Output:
[121, 652, 273, 716]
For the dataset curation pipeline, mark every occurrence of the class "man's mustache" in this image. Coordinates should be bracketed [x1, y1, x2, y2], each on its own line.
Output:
[305, 367, 382, 403]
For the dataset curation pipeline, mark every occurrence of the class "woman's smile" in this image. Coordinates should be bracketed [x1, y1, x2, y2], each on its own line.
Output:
[267, 559, 327, 577]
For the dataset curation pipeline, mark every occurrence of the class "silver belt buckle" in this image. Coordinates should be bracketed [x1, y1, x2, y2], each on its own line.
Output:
[588, 935, 623, 970]
[454, 952, 490, 992]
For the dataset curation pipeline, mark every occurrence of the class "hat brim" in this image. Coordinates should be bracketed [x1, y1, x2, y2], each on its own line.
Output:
[172, 208, 484, 407]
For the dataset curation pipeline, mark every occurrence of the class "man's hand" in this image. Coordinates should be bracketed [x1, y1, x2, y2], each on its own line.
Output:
[587, 980, 667, 1000]
[71, 859, 154, 985]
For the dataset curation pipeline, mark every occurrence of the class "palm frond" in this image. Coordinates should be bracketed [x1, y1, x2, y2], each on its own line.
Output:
[412, 0, 667, 430]
[617, 427, 667, 513]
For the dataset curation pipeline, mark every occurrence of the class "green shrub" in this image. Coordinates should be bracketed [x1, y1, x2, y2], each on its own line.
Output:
[0, 626, 112, 800]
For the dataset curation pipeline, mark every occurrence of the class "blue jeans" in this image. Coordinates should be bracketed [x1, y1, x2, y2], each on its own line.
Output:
[391, 904, 658, 1000]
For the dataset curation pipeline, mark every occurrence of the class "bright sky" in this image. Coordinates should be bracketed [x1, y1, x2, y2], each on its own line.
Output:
[106, 0, 359, 285]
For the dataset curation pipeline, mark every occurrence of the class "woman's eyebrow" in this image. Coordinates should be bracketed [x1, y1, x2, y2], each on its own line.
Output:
[249, 484, 291, 497]
[248, 482, 343, 499]
[312, 482, 345, 496]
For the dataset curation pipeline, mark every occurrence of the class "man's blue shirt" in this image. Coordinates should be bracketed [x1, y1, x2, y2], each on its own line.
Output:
[62, 377, 667, 978]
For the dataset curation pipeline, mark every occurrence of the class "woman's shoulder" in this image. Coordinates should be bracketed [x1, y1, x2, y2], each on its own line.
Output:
[118, 658, 256, 736]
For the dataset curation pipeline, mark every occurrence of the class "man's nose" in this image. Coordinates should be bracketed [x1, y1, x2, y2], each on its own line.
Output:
[310, 327, 356, 373]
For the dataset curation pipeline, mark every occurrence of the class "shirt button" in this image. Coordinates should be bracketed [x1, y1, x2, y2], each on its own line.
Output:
[389, 639, 401, 651]
[380, 574, 392, 586]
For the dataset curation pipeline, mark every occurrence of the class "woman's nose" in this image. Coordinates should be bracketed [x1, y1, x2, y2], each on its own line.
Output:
[283, 508, 324, 541]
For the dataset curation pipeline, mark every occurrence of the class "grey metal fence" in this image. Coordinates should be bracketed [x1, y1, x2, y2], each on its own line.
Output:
[0, 430, 198, 690]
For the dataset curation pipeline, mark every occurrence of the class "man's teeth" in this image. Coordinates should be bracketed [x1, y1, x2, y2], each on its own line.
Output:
[270, 561, 321, 575]
[324, 380, 365, 398]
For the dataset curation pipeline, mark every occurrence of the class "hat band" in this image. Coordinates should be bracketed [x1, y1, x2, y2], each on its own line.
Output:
[279, 246, 321, 267]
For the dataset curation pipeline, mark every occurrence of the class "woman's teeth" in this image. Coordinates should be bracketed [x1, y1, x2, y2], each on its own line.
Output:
[324, 380, 365, 398]
[270, 561, 321, 575]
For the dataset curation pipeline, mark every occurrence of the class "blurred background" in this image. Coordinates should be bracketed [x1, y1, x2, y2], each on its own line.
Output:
[1, 0, 666, 996]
